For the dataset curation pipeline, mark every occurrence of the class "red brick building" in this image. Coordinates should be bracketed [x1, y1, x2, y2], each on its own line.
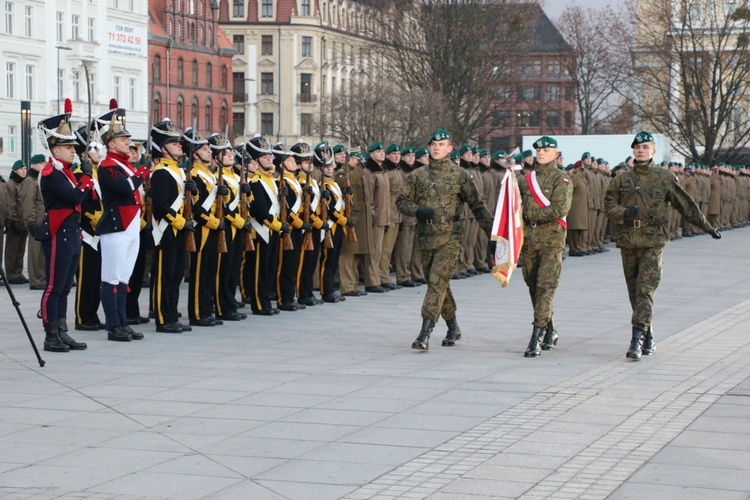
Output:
[148, 0, 236, 136]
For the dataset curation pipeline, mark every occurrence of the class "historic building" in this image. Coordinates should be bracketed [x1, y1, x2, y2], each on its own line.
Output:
[148, 0, 235, 138]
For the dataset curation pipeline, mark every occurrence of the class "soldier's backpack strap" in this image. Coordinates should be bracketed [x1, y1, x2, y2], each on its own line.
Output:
[627, 170, 657, 221]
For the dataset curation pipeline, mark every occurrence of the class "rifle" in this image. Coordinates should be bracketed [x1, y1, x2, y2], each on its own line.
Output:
[239, 140, 255, 251]
[279, 161, 294, 251]
[320, 175, 334, 250]
[300, 169, 314, 251]
[215, 124, 228, 254]
[142, 72, 155, 230]
[344, 137, 357, 243]
[184, 118, 197, 253]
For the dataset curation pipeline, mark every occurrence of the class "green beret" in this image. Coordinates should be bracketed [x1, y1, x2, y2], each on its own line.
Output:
[400, 146, 415, 155]
[12, 160, 26, 171]
[350, 150, 364, 160]
[514, 154, 523, 163]
[491, 150, 505, 162]
[415, 148, 428, 158]
[428, 128, 450, 143]
[523, 149, 534, 157]
[596, 158, 604, 163]
[631, 130, 655, 148]
[30, 154, 46, 164]
[660, 161, 668, 167]
[479, 148, 490, 157]
[470, 146, 479, 154]
[581, 152, 591, 160]
[332, 144, 345, 154]
[612, 165, 623, 173]
[449, 151, 459, 161]
[385, 143, 400, 154]
[459, 145, 472, 156]
[533, 136, 558, 149]
[625, 156, 633, 162]
[564, 164, 573, 171]
[367, 141, 384, 153]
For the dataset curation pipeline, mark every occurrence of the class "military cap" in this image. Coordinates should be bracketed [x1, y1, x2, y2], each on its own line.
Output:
[458, 145, 472, 156]
[180, 127, 208, 154]
[415, 147, 428, 158]
[514, 154, 523, 163]
[384, 143, 400, 154]
[367, 141, 384, 153]
[271, 142, 293, 167]
[523, 149, 534, 157]
[332, 144, 345, 154]
[12, 160, 26, 170]
[479, 148, 490, 157]
[581, 152, 591, 160]
[428, 128, 450, 143]
[151, 118, 182, 151]
[38, 98, 77, 149]
[631, 130, 655, 148]
[491, 150, 505, 162]
[313, 141, 334, 167]
[471, 146, 479, 155]
[533, 136, 558, 149]
[625, 156, 633, 162]
[659, 161, 668, 167]
[30, 154, 46, 164]
[564, 164, 573, 171]
[208, 133, 232, 154]
[400, 146, 416, 155]
[611, 164, 623, 173]
[350, 150, 365, 160]
[596, 157, 604, 163]
[449, 151, 459, 161]
[246, 134, 273, 160]
[100, 114, 130, 144]
[290, 140, 313, 161]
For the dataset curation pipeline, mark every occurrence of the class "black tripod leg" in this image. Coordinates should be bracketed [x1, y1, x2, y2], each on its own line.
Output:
[0, 266, 45, 367]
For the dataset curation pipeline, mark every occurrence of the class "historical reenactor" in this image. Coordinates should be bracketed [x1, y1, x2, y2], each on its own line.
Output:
[125, 142, 151, 325]
[518, 136, 573, 358]
[379, 143, 402, 290]
[26, 154, 47, 290]
[150, 119, 197, 333]
[393, 146, 419, 288]
[96, 105, 150, 341]
[0, 169, 8, 279]
[247, 135, 288, 315]
[209, 133, 248, 322]
[336, 150, 373, 297]
[5, 160, 30, 284]
[36, 98, 94, 352]
[363, 142, 390, 293]
[396, 129, 493, 351]
[320, 153, 352, 302]
[605, 131, 721, 360]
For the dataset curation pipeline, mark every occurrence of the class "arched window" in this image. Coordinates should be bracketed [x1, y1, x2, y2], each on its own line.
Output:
[191, 96, 199, 124]
[176, 96, 184, 129]
[153, 93, 161, 122]
[206, 62, 212, 88]
[221, 65, 228, 89]
[220, 101, 227, 130]
[205, 99, 212, 131]
[191, 59, 198, 86]
[177, 58, 184, 84]
[153, 55, 161, 82]
[167, 17, 172, 36]
[176, 19, 182, 40]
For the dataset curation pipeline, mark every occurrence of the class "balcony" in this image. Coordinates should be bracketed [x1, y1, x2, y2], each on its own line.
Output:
[297, 93, 317, 103]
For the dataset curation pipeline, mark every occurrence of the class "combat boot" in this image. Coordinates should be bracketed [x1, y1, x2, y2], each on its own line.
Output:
[442, 317, 462, 346]
[56, 317, 87, 350]
[626, 327, 645, 360]
[524, 326, 545, 358]
[642, 326, 655, 356]
[43, 321, 70, 352]
[541, 319, 558, 350]
[412, 318, 435, 351]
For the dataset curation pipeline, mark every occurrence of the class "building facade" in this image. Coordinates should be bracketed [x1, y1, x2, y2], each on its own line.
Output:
[0, 0, 149, 172]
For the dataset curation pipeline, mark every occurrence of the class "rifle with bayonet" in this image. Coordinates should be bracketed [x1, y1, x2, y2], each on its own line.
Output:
[300, 170, 314, 251]
[215, 124, 228, 254]
[184, 118, 197, 253]
[239, 140, 255, 251]
[344, 138, 357, 243]
[279, 161, 294, 251]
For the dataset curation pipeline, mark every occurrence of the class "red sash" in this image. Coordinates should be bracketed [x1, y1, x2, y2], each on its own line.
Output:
[526, 171, 567, 229]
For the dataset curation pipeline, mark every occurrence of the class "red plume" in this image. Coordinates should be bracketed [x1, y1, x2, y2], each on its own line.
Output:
[109, 98, 118, 110]
[64, 98, 73, 114]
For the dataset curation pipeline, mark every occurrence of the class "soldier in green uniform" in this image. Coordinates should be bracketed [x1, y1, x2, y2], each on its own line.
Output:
[604, 131, 722, 360]
[517, 136, 573, 358]
[396, 129, 492, 351]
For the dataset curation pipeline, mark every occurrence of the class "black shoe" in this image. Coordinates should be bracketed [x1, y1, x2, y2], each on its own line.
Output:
[174, 321, 191, 332]
[524, 326, 545, 358]
[343, 290, 364, 297]
[480, 267, 492, 274]
[122, 325, 144, 340]
[415, 278, 427, 285]
[57, 327, 88, 350]
[322, 294, 341, 303]
[234, 300, 246, 309]
[156, 322, 183, 333]
[541, 319, 558, 350]
[412, 318, 435, 351]
[108, 326, 133, 342]
[190, 317, 216, 327]
[442, 318, 462, 347]
[75, 323, 101, 331]
[451, 273, 464, 280]
[627, 327, 645, 360]
[252, 309, 276, 316]
[642, 326, 655, 356]
[398, 280, 417, 288]
[218, 312, 245, 321]
[139, 316, 150, 324]
[298, 297, 319, 307]
[599, 247, 610, 253]
[29, 284, 46, 290]
[279, 302, 299, 311]
[7, 277, 25, 285]
[127, 317, 140, 325]
[149, 311, 157, 319]
[365, 286, 387, 293]
[43, 322, 70, 352]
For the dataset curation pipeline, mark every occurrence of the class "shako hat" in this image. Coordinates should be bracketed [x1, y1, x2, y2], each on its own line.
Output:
[38, 98, 77, 149]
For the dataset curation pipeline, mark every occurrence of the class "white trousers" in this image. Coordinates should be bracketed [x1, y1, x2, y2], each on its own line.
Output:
[100, 211, 141, 285]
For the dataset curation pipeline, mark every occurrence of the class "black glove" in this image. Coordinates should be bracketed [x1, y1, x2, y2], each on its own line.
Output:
[301, 222, 313, 232]
[10, 222, 23, 234]
[217, 184, 229, 196]
[281, 185, 289, 197]
[242, 221, 253, 232]
[322, 223, 332, 232]
[416, 205, 435, 223]
[709, 227, 722, 239]
[240, 183, 252, 194]
[28, 224, 39, 236]
[623, 206, 640, 219]
[4, 222, 10, 234]
[346, 219, 356, 227]
[184, 180, 198, 195]
[217, 219, 226, 231]
[145, 189, 153, 198]
[344, 185, 354, 195]
[321, 189, 331, 200]
[303, 185, 314, 195]
[143, 222, 153, 232]
[184, 219, 198, 232]
[80, 159, 93, 178]
[281, 222, 291, 233]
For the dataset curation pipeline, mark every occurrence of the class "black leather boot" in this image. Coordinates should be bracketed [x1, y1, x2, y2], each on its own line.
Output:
[627, 327, 645, 360]
[642, 326, 655, 356]
[412, 318, 435, 351]
[56, 317, 87, 350]
[524, 326, 545, 358]
[43, 321, 70, 352]
[541, 319, 558, 350]
[442, 317, 462, 346]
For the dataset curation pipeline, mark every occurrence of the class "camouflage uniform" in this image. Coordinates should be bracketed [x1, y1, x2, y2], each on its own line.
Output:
[396, 156, 492, 323]
[518, 160, 573, 328]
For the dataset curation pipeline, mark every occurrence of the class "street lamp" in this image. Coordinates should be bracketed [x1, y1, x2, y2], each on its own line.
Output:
[56, 45, 73, 114]
[21, 101, 31, 168]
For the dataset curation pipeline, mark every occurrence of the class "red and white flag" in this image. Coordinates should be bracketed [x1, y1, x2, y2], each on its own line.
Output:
[491, 170, 524, 287]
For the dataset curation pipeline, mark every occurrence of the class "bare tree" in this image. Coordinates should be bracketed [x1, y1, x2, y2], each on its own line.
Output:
[632, 0, 750, 163]
[556, 4, 635, 134]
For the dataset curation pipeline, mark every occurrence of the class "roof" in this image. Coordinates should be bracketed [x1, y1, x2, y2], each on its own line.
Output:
[520, 3, 571, 54]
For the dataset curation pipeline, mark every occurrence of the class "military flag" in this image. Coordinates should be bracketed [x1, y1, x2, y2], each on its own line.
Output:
[491, 169, 523, 286]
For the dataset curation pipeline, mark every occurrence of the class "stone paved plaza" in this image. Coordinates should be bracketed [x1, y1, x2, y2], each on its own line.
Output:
[1, 228, 749, 499]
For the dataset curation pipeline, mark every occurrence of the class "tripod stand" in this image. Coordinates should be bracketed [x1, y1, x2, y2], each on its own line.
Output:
[0, 266, 45, 367]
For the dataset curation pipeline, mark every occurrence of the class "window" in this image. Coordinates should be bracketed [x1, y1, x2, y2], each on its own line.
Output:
[301, 36, 312, 57]
[547, 85, 560, 102]
[177, 58, 184, 84]
[205, 100, 212, 131]
[233, 0, 243, 17]
[191, 97, 198, 124]
[261, 35, 273, 55]
[517, 111, 540, 127]
[300, 73, 312, 101]
[176, 98, 184, 128]
[496, 86, 511, 99]
[129, 78, 136, 108]
[5, 2, 13, 35]
[300, 113, 312, 135]
[491, 111, 509, 128]
[114, 76, 122, 102]
[58, 69, 64, 99]
[262, 0, 272, 17]
[206, 62, 212, 88]
[153, 94, 161, 122]
[301, 0, 310, 15]
[546, 111, 560, 128]
[24, 6, 32, 37]
[565, 86, 574, 101]
[154, 55, 161, 82]
[261, 72, 273, 94]
[71, 14, 80, 40]
[233, 34, 244, 54]
[8, 125, 16, 152]
[491, 136, 510, 153]
[221, 65, 228, 89]
[73, 70, 81, 101]
[56, 12, 63, 41]
[191, 60, 198, 86]
[88, 18, 95, 42]
[233, 72, 245, 102]
[88, 72, 95, 101]
[5, 62, 15, 98]
[547, 60, 561, 75]
[565, 111, 573, 128]
[521, 60, 541, 77]
[261, 113, 273, 135]
[520, 86, 540, 102]
[220, 102, 228, 129]
[233, 112, 244, 136]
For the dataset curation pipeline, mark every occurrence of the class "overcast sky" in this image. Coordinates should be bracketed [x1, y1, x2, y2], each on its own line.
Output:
[541, 0, 627, 19]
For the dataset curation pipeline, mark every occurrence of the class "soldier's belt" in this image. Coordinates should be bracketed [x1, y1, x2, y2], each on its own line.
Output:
[425, 215, 457, 225]
[627, 219, 667, 228]
[525, 220, 555, 228]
